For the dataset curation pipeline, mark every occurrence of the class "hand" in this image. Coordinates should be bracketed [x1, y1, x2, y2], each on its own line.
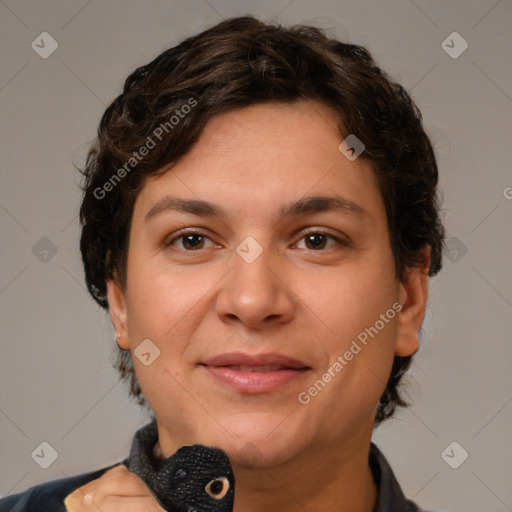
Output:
[64, 464, 166, 511]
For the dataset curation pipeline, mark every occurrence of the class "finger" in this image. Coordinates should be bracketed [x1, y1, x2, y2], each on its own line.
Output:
[64, 465, 162, 511]
[65, 494, 166, 512]
[101, 495, 167, 511]
[88, 465, 151, 492]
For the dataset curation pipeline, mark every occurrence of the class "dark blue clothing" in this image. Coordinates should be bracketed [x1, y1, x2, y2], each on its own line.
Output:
[0, 421, 424, 511]
[0, 462, 125, 512]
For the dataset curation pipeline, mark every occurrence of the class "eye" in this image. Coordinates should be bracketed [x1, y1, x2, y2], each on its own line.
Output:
[295, 230, 349, 251]
[205, 476, 230, 499]
[165, 231, 216, 251]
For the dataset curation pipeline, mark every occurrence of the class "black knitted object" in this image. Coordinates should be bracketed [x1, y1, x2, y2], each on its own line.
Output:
[126, 419, 235, 512]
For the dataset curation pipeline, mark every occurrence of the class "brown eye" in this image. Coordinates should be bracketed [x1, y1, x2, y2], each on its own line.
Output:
[205, 476, 229, 499]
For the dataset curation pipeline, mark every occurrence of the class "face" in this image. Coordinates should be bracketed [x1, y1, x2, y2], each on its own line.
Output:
[108, 100, 427, 468]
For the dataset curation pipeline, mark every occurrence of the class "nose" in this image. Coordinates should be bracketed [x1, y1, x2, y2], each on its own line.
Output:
[215, 240, 295, 331]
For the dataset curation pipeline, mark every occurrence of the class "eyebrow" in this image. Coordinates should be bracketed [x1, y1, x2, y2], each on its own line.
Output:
[144, 195, 369, 223]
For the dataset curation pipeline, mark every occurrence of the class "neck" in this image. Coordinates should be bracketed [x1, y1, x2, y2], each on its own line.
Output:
[231, 437, 377, 512]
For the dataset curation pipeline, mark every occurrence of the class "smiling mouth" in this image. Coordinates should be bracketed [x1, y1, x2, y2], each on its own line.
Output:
[199, 354, 311, 393]
[220, 364, 293, 372]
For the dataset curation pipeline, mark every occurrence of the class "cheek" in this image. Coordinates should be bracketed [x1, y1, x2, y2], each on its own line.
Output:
[304, 301, 399, 433]
[133, 355, 202, 438]
[295, 251, 399, 415]
[298, 256, 398, 352]
[122, 255, 226, 397]
[124, 251, 208, 342]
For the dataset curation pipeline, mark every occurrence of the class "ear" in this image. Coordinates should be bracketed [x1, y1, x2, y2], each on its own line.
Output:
[394, 246, 431, 357]
[106, 274, 130, 350]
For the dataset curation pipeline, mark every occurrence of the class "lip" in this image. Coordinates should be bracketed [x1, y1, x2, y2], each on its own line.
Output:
[200, 352, 311, 394]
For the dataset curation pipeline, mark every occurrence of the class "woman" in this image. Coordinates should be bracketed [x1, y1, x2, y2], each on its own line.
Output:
[1, 16, 444, 512]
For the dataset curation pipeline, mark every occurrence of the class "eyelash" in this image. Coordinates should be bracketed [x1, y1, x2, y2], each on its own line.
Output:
[164, 229, 350, 252]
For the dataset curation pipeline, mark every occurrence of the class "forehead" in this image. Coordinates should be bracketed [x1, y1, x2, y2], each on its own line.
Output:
[132, 100, 383, 225]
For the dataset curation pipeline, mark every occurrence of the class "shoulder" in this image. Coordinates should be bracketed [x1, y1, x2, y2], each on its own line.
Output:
[0, 462, 126, 512]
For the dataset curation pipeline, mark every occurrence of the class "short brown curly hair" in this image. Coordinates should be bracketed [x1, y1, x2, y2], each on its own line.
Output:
[79, 16, 445, 424]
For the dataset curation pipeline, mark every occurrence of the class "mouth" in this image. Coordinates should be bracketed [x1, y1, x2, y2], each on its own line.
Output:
[218, 364, 294, 372]
[199, 352, 311, 394]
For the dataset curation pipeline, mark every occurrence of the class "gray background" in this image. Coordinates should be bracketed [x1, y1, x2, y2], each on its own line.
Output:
[1, 1, 511, 510]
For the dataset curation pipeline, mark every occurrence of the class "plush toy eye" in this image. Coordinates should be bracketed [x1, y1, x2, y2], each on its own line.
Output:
[205, 476, 229, 499]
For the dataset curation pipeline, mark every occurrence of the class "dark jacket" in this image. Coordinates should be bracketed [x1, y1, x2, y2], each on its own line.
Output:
[0, 420, 423, 512]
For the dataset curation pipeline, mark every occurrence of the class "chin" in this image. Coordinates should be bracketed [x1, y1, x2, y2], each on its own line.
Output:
[217, 412, 314, 469]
